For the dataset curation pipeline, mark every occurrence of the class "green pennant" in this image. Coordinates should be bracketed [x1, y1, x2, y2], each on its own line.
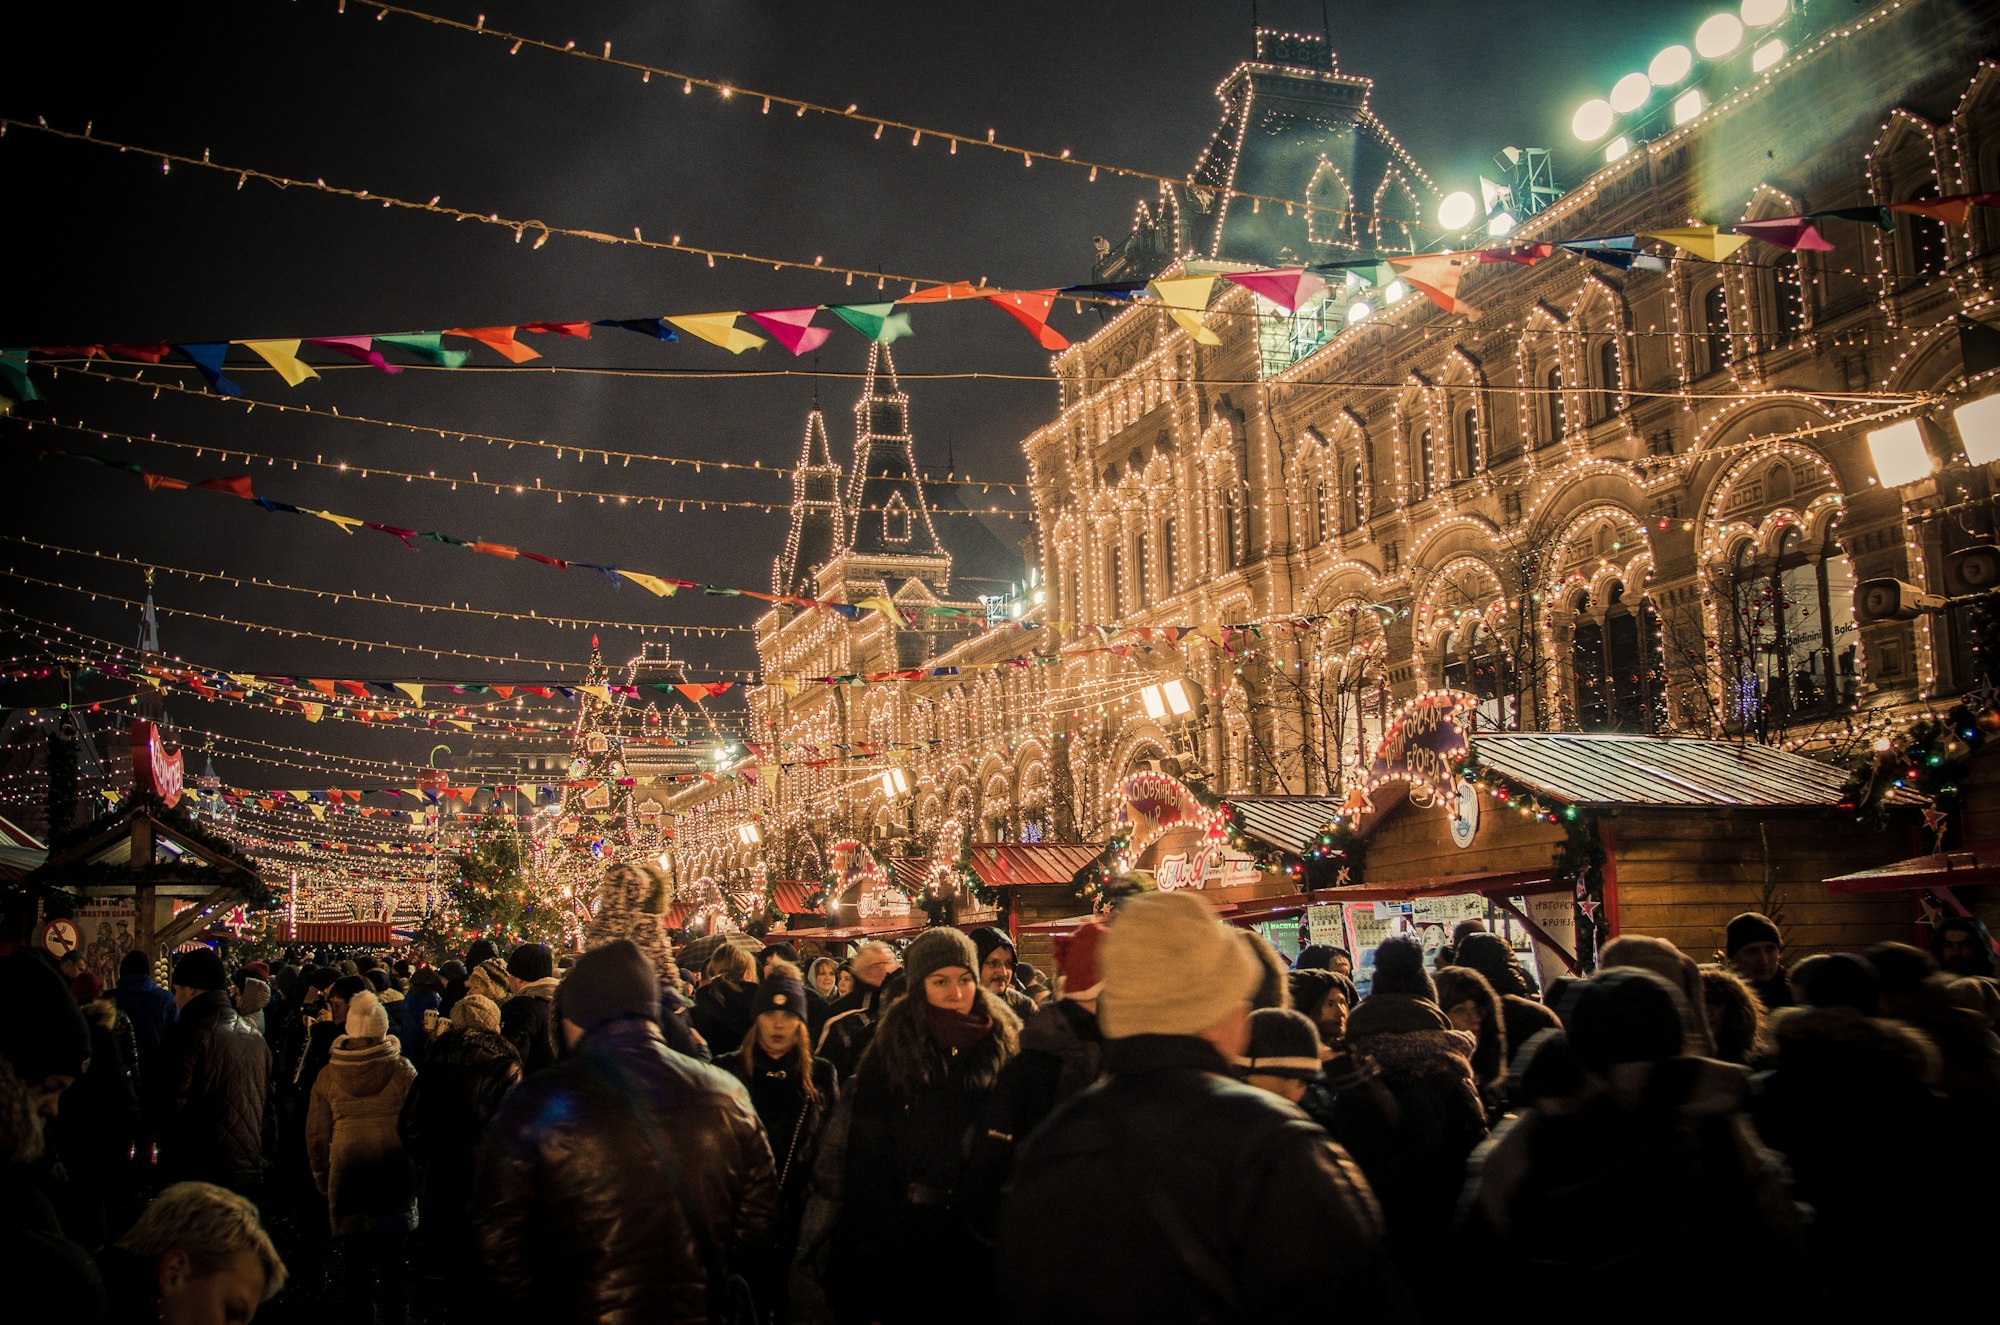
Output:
[376, 333, 471, 368]
[829, 302, 915, 344]
[0, 350, 40, 403]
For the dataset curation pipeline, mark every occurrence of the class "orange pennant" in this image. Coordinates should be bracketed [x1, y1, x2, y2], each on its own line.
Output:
[899, 281, 983, 304]
[985, 289, 1070, 350]
[446, 327, 541, 363]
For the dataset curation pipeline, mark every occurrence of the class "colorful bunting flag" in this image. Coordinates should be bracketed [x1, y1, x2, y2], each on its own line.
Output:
[1888, 191, 2000, 227]
[0, 350, 41, 402]
[237, 339, 321, 386]
[305, 336, 402, 373]
[375, 333, 470, 368]
[593, 318, 680, 341]
[446, 326, 540, 363]
[984, 290, 1069, 350]
[899, 282, 983, 304]
[1388, 254, 1479, 315]
[1222, 267, 1327, 312]
[310, 510, 364, 534]
[666, 313, 766, 354]
[747, 307, 833, 355]
[1147, 276, 1221, 345]
[1805, 205, 1894, 230]
[616, 569, 679, 597]
[828, 302, 914, 344]
[1638, 226, 1750, 262]
[194, 475, 255, 500]
[1728, 217, 1834, 251]
[173, 343, 242, 395]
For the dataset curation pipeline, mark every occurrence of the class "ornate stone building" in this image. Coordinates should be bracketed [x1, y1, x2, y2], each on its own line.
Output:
[673, 0, 2000, 875]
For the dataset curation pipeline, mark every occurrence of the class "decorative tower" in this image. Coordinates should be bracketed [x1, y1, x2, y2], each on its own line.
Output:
[774, 407, 846, 599]
[554, 636, 637, 862]
[832, 343, 949, 594]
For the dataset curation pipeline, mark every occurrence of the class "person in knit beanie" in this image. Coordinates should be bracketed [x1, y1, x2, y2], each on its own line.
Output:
[586, 860, 678, 982]
[825, 928, 1018, 1323]
[499, 944, 560, 1075]
[1724, 912, 1791, 1010]
[1233, 1008, 1325, 1104]
[997, 892, 1405, 1321]
[1328, 935, 1486, 1272]
[307, 988, 417, 1320]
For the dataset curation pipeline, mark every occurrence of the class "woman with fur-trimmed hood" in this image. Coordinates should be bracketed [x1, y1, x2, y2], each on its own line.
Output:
[823, 927, 1018, 1324]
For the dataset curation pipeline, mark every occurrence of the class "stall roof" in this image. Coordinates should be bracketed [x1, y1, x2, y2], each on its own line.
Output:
[770, 880, 825, 916]
[1225, 797, 1345, 854]
[1824, 849, 2000, 893]
[966, 843, 1101, 889]
[1472, 733, 1853, 809]
[282, 920, 397, 945]
[778, 919, 927, 945]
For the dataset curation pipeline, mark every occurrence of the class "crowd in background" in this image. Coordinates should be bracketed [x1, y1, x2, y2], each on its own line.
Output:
[3, 864, 1997, 1323]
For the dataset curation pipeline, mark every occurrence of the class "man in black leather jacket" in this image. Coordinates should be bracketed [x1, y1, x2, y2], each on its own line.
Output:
[474, 940, 777, 1325]
[997, 893, 1411, 1323]
[154, 949, 272, 1197]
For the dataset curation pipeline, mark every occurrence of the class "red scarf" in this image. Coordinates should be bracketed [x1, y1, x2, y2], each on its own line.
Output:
[925, 1001, 994, 1052]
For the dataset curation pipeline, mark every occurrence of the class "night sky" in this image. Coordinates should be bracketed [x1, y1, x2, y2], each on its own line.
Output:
[0, 0, 1728, 789]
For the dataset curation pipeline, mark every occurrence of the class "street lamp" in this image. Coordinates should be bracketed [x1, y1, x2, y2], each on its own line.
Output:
[736, 821, 762, 847]
[1953, 394, 2000, 466]
[877, 767, 911, 798]
[1140, 679, 1196, 721]
[1866, 419, 1935, 488]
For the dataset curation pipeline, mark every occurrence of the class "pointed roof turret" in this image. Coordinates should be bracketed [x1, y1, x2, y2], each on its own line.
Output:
[844, 345, 946, 563]
[774, 407, 846, 598]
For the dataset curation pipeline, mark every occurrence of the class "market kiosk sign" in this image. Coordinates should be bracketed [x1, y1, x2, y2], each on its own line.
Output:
[1365, 691, 1477, 804]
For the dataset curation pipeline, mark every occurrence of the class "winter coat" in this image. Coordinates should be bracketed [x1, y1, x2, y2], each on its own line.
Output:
[720, 1046, 837, 1259]
[308, 1035, 418, 1235]
[399, 1025, 520, 1251]
[112, 969, 176, 1080]
[49, 999, 142, 1246]
[1329, 994, 1488, 1260]
[690, 978, 757, 1056]
[1498, 993, 1561, 1061]
[814, 983, 886, 1081]
[397, 987, 442, 1065]
[826, 990, 1016, 1324]
[153, 989, 271, 1192]
[658, 985, 709, 1062]
[997, 1034, 1409, 1324]
[473, 1018, 778, 1325]
[1463, 1047, 1808, 1315]
[962, 998, 1104, 1233]
[500, 976, 560, 1074]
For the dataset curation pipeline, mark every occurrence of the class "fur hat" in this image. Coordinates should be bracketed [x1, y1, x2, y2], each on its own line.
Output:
[559, 940, 658, 1035]
[507, 943, 555, 982]
[1367, 936, 1436, 1002]
[1235, 1008, 1325, 1080]
[902, 928, 980, 989]
[466, 958, 511, 1003]
[1725, 912, 1782, 956]
[345, 989, 390, 1040]
[452, 992, 502, 1035]
[751, 963, 809, 1022]
[1600, 934, 1713, 1054]
[0, 952, 91, 1082]
[1051, 919, 1108, 1001]
[1098, 891, 1261, 1039]
[172, 948, 228, 992]
[465, 938, 500, 968]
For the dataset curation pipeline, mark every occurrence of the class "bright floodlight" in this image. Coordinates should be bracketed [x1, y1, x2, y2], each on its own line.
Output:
[1346, 300, 1374, 324]
[1437, 191, 1477, 231]
[1751, 39, 1786, 71]
[1487, 210, 1517, 237]
[1382, 280, 1408, 304]
[1571, 98, 1615, 142]
[1649, 44, 1693, 86]
[1606, 136, 1633, 163]
[1956, 395, 2000, 466]
[1867, 420, 1934, 488]
[1610, 73, 1652, 113]
[1741, 0, 1788, 26]
[1673, 89, 1705, 125]
[1695, 13, 1745, 59]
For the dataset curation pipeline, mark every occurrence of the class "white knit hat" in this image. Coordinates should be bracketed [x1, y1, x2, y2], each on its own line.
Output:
[451, 992, 502, 1035]
[1098, 891, 1261, 1038]
[345, 989, 389, 1040]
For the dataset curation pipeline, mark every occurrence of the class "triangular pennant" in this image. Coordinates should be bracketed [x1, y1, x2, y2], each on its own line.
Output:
[1888, 192, 2000, 227]
[521, 321, 593, 339]
[665, 313, 766, 354]
[674, 684, 711, 704]
[746, 307, 833, 356]
[308, 678, 337, 696]
[0, 350, 40, 403]
[394, 683, 424, 704]
[1388, 254, 1479, 315]
[1146, 276, 1221, 345]
[305, 336, 403, 373]
[310, 510, 364, 534]
[470, 541, 518, 559]
[984, 289, 1070, 350]
[142, 473, 188, 491]
[195, 475, 256, 500]
[375, 333, 470, 368]
[593, 318, 680, 341]
[827, 302, 915, 344]
[1221, 267, 1327, 312]
[898, 281, 983, 304]
[173, 343, 242, 396]
[1727, 217, 1835, 252]
[1476, 244, 1555, 267]
[1805, 205, 1894, 231]
[617, 569, 679, 597]
[445, 326, 540, 363]
[237, 339, 320, 387]
[1638, 226, 1750, 262]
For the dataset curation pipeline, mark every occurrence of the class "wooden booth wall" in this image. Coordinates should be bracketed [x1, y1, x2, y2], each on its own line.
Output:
[1363, 793, 1568, 885]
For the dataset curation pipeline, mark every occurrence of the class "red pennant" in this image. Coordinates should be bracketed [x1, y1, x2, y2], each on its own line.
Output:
[194, 475, 256, 500]
[985, 289, 1070, 350]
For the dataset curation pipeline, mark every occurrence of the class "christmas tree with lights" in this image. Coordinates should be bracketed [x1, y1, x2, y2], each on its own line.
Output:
[423, 803, 570, 951]
[552, 637, 639, 911]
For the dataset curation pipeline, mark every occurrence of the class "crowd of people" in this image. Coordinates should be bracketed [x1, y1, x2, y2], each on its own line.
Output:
[3, 869, 1996, 1323]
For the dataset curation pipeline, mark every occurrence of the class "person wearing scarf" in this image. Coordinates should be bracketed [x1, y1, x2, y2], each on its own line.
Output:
[824, 927, 1019, 1324]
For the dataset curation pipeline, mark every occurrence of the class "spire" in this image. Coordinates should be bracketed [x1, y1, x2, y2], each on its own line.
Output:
[138, 569, 160, 653]
[774, 407, 846, 597]
[844, 344, 945, 563]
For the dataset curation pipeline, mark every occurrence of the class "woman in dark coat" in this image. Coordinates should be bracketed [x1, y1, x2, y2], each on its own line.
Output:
[824, 928, 1018, 1325]
[1433, 964, 1509, 1121]
[721, 962, 837, 1322]
[690, 942, 760, 1056]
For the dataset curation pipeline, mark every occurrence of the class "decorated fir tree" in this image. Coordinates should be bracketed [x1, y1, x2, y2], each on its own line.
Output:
[554, 637, 638, 871]
[428, 804, 569, 951]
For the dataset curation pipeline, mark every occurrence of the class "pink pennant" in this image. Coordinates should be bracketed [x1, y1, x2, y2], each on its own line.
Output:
[1389, 254, 1479, 316]
[747, 307, 833, 356]
[306, 336, 403, 373]
[1727, 218, 1835, 252]
[1477, 243, 1555, 266]
[1221, 267, 1328, 312]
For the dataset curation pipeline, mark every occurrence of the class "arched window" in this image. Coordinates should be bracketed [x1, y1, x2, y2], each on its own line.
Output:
[1702, 286, 1731, 375]
[1443, 621, 1517, 730]
[1457, 409, 1479, 479]
[1348, 460, 1367, 529]
[1414, 428, 1434, 499]
[1772, 252, 1806, 343]
[1594, 339, 1620, 421]
[1106, 542, 1123, 618]
[1160, 516, 1177, 591]
[1905, 185, 1949, 280]
[1602, 583, 1662, 731]
[1570, 591, 1609, 731]
[1729, 531, 1855, 732]
[1542, 364, 1565, 444]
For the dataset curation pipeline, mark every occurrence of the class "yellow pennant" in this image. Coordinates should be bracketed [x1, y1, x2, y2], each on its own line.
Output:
[666, 313, 767, 354]
[1146, 276, 1222, 345]
[311, 510, 364, 535]
[579, 684, 612, 703]
[1639, 226, 1750, 262]
[236, 338, 320, 387]
[617, 570, 678, 597]
[394, 683, 424, 705]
